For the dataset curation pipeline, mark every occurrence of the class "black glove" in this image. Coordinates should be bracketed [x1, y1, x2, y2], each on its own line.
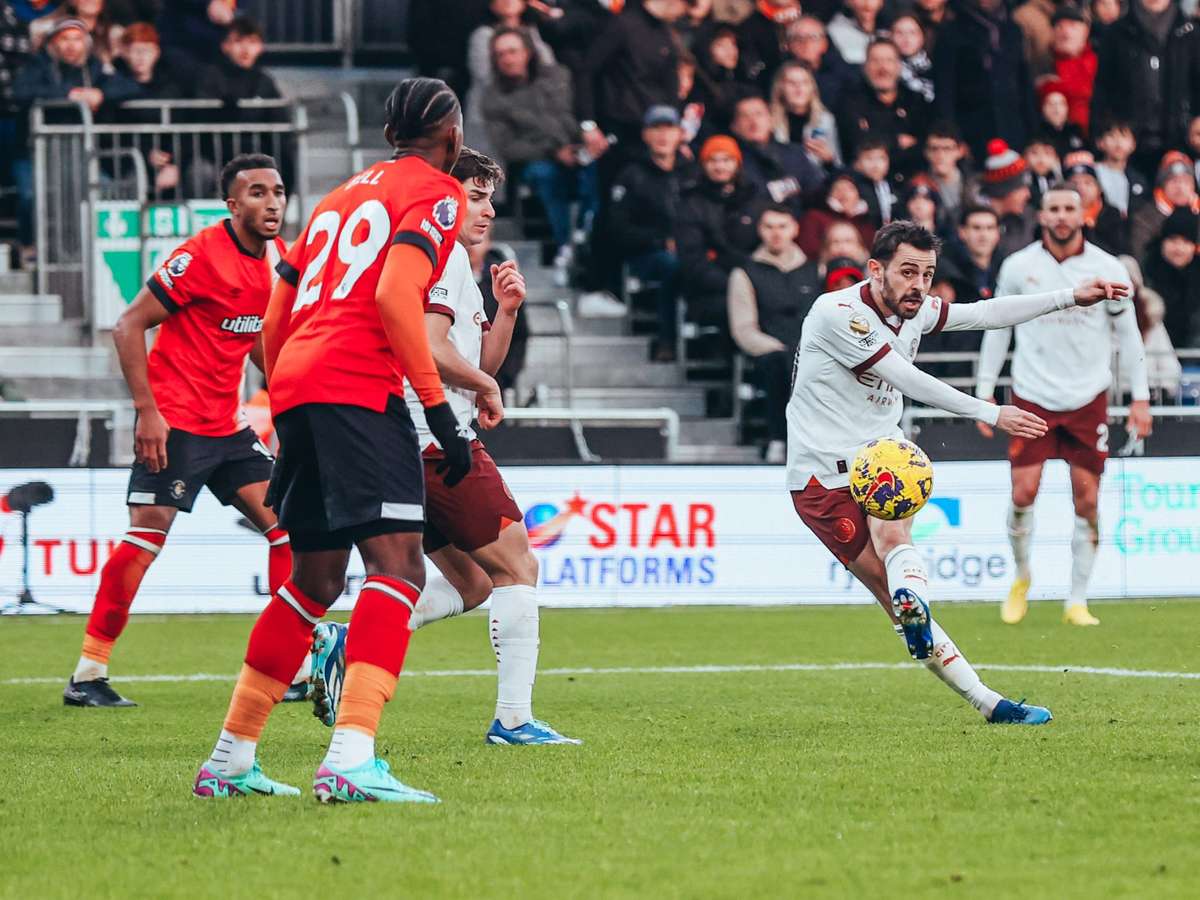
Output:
[4, 481, 54, 513]
[424, 402, 472, 488]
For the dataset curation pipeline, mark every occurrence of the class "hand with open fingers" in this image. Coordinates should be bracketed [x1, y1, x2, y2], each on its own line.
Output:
[476, 384, 505, 430]
[425, 402, 473, 487]
[1127, 398, 1153, 439]
[1072, 277, 1130, 307]
[135, 408, 171, 473]
[995, 405, 1048, 439]
[491, 261, 527, 313]
[976, 397, 996, 439]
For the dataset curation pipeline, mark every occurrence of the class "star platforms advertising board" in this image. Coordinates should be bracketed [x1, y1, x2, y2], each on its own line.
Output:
[1, 461, 1198, 613]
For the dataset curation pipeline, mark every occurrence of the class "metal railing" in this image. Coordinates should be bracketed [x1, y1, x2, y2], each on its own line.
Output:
[0, 400, 127, 466]
[236, 0, 408, 65]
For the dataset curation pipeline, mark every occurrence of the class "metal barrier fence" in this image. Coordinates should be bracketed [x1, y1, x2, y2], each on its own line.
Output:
[31, 99, 311, 340]
[236, 0, 409, 64]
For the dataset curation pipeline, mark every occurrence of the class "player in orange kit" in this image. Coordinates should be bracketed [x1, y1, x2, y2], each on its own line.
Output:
[193, 78, 486, 803]
[64, 154, 293, 708]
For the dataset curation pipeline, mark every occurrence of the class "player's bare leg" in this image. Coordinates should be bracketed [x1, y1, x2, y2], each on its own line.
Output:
[411, 544, 493, 627]
[1004, 462, 1043, 624]
[846, 518, 1049, 723]
[1064, 465, 1101, 626]
[64, 503, 177, 707]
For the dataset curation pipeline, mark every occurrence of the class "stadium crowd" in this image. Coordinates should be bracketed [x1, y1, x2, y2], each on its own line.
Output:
[1, 0, 1197, 442]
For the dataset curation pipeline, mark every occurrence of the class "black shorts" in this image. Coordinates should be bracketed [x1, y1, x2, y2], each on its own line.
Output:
[267, 395, 425, 552]
[127, 426, 274, 513]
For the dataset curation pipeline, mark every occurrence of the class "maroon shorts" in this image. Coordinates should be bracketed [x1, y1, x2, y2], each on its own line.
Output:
[1009, 391, 1108, 476]
[791, 476, 870, 566]
[422, 441, 523, 554]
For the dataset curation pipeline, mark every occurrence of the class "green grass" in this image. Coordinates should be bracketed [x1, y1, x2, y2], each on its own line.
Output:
[3, 600, 1199, 899]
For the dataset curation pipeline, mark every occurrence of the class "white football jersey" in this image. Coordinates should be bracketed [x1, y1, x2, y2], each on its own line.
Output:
[982, 241, 1133, 412]
[405, 241, 489, 447]
[786, 281, 949, 490]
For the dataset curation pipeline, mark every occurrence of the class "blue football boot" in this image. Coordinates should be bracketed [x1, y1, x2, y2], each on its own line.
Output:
[310, 621, 347, 727]
[485, 718, 582, 745]
[989, 698, 1053, 725]
[892, 588, 934, 660]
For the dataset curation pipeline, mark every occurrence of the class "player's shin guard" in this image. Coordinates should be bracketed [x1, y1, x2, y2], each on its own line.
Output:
[263, 525, 292, 595]
[208, 581, 326, 775]
[1067, 515, 1098, 610]
[490, 584, 539, 729]
[1007, 504, 1034, 581]
[324, 576, 417, 770]
[919, 619, 1002, 718]
[407, 572, 465, 630]
[74, 528, 167, 681]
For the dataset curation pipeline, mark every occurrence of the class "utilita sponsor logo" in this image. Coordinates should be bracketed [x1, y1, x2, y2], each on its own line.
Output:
[524, 492, 717, 587]
[220, 315, 263, 334]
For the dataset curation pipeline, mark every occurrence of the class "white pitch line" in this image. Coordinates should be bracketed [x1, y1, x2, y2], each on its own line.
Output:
[3, 661, 1198, 686]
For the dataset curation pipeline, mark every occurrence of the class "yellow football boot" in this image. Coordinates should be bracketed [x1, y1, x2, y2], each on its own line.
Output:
[1001, 577, 1030, 624]
[1063, 604, 1100, 626]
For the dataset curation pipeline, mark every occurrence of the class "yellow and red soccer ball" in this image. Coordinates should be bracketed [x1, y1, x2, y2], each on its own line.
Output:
[849, 438, 934, 520]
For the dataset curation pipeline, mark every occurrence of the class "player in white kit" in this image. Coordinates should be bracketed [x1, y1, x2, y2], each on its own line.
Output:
[310, 149, 579, 745]
[788, 221, 1128, 724]
[975, 186, 1151, 627]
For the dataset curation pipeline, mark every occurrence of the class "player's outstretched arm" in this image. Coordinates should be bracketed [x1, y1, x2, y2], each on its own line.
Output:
[944, 279, 1129, 333]
[425, 313, 504, 429]
[112, 287, 172, 473]
[479, 260, 525, 378]
[261, 277, 296, 382]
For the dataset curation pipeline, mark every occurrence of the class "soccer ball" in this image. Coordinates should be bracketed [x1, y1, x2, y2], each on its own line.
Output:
[849, 438, 934, 521]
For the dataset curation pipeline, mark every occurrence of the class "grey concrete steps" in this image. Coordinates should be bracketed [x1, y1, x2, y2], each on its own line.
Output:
[522, 358, 684, 389]
[0, 271, 35, 293]
[0, 294, 63, 325]
[536, 386, 708, 418]
[0, 346, 113, 379]
[524, 303, 626, 336]
[524, 334, 651, 369]
[679, 417, 739, 446]
[0, 319, 87, 347]
[674, 444, 763, 464]
[1, 375, 129, 401]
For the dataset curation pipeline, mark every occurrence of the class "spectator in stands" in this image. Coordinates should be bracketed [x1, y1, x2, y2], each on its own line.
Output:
[1095, 118, 1150, 216]
[768, 60, 841, 172]
[691, 24, 755, 133]
[197, 15, 279, 104]
[1035, 79, 1085, 161]
[819, 219, 869, 274]
[711, 0, 754, 23]
[31, 1, 120, 71]
[823, 254, 865, 290]
[1065, 150, 1130, 256]
[0, 3, 32, 265]
[922, 122, 969, 226]
[737, 0, 800, 85]
[1132, 151, 1200, 260]
[730, 92, 824, 215]
[784, 16, 856, 113]
[1119, 254, 1182, 395]
[1092, 0, 1200, 177]
[157, 0, 237, 86]
[898, 175, 945, 237]
[608, 105, 691, 361]
[483, 26, 596, 287]
[114, 23, 184, 196]
[1142, 208, 1200, 349]
[1050, 6, 1095, 135]
[827, 0, 883, 66]
[1089, 0, 1122, 44]
[1187, 116, 1200, 185]
[838, 38, 929, 171]
[1012, 0, 1056, 77]
[676, 134, 762, 342]
[913, 0, 952, 52]
[727, 203, 821, 463]
[576, 0, 684, 152]
[797, 169, 875, 259]
[933, 0, 1034, 162]
[1024, 133, 1061, 208]
[538, 0, 612, 79]
[851, 135, 895, 227]
[890, 14, 934, 105]
[977, 139, 1035, 260]
[934, 204, 1002, 301]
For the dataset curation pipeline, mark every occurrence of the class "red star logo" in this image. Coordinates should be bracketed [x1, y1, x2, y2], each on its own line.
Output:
[564, 493, 587, 516]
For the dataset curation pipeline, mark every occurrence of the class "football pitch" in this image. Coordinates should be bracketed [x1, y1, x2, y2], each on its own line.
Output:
[4, 601, 1198, 899]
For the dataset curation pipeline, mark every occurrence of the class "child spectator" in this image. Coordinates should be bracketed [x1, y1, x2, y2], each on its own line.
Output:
[899, 175, 946, 237]
[851, 135, 896, 227]
[922, 122, 970, 224]
[768, 60, 841, 171]
[1023, 132, 1060, 208]
[1095, 118, 1149, 216]
[1064, 149, 1129, 256]
[823, 255, 866, 291]
[1036, 78, 1085, 160]
[820, 220, 870, 270]
[1050, 6, 1095, 135]
[798, 170, 876, 259]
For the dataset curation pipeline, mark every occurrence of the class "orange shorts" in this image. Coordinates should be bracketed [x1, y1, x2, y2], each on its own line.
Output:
[1009, 391, 1108, 476]
[791, 476, 869, 566]
[422, 441, 523, 554]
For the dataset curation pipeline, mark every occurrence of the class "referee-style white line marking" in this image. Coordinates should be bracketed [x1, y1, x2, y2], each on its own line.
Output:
[2, 661, 1197, 686]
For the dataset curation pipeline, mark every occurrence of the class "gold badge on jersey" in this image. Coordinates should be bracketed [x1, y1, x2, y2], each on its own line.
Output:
[848, 314, 870, 335]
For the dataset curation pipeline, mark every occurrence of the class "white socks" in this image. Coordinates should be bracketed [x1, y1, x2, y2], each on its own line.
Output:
[408, 573, 465, 630]
[206, 728, 256, 777]
[1068, 515, 1099, 609]
[323, 727, 374, 770]
[490, 584, 539, 729]
[73, 656, 107, 682]
[883, 543, 928, 598]
[1007, 503, 1034, 581]
[922, 619, 1002, 718]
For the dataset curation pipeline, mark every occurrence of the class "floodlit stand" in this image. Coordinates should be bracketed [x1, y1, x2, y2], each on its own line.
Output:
[1, 510, 64, 615]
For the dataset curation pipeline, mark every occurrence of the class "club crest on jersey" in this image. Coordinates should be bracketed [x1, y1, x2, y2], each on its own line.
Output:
[848, 314, 870, 335]
[433, 196, 458, 230]
[169, 479, 186, 500]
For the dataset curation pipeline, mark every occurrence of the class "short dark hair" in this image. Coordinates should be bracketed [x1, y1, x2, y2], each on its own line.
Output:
[1095, 117, 1134, 139]
[758, 202, 797, 222]
[856, 134, 890, 156]
[959, 204, 999, 227]
[866, 37, 900, 58]
[871, 219, 942, 263]
[225, 15, 263, 40]
[220, 153, 278, 198]
[925, 120, 962, 144]
[384, 77, 461, 145]
[451, 146, 505, 188]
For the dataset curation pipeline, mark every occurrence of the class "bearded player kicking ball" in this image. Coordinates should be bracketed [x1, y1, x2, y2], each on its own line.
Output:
[787, 220, 1129, 724]
[309, 149, 579, 745]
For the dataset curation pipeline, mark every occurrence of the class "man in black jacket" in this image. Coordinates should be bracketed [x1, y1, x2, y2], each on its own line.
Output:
[608, 105, 693, 360]
[197, 16, 281, 106]
[738, 0, 802, 87]
[731, 93, 824, 217]
[933, 0, 1035, 162]
[837, 39, 930, 173]
[1142, 207, 1200, 349]
[1091, 0, 1200, 177]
